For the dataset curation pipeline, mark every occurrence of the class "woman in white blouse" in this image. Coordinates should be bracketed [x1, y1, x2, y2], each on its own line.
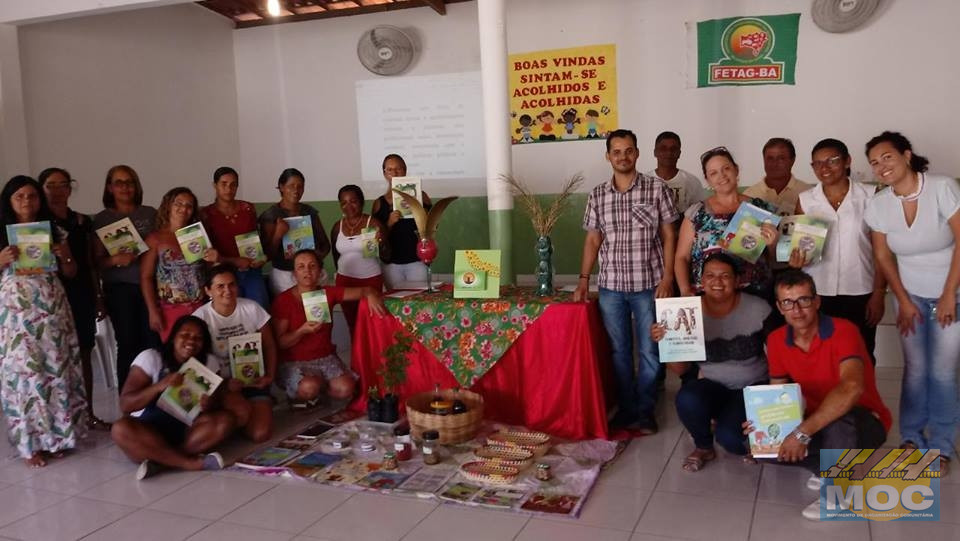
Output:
[790, 138, 885, 362]
[863, 131, 960, 477]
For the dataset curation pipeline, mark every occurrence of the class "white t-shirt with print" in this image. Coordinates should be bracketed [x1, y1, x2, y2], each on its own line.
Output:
[193, 298, 271, 362]
[128, 349, 221, 417]
[646, 168, 707, 214]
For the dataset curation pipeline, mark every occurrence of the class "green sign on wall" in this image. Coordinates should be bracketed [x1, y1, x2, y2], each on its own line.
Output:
[697, 13, 800, 87]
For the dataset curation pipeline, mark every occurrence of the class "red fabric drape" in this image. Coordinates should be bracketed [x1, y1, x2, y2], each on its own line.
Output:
[350, 298, 613, 440]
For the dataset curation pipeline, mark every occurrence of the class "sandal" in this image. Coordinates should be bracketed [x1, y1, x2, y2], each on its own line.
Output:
[682, 447, 716, 473]
[742, 454, 758, 465]
[26, 453, 47, 468]
[87, 415, 113, 431]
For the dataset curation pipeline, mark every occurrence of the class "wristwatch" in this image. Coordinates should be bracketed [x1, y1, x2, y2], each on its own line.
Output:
[792, 430, 812, 445]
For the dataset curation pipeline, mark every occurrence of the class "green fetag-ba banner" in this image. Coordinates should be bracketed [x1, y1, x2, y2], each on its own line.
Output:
[697, 13, 800, 87]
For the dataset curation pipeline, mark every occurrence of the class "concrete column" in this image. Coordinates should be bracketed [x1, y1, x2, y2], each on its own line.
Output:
[0, 23, 30, 180]
[477, 0, 513, 284]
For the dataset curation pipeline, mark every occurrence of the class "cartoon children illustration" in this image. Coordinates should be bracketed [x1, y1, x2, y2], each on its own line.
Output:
[515, 114, 535, 143]
[560, 108, 580, 140]
[584, 109, 601, 139]
[537, 110, 556, 141]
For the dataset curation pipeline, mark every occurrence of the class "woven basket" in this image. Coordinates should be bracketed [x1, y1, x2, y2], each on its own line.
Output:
[405, 388, 484, 444]
[474, 445, 534, 469]
[486, 430, 551, 457]
[459, 461, 520, 485]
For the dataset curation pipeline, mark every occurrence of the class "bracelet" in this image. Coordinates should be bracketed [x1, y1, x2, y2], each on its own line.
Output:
[578, 274, 590, 280]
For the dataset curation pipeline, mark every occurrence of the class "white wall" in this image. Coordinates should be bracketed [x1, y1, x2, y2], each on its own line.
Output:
[234, 0, 960, 203]
[11, 0, 960, 212]
[0, 24, 29, 181]
[17, 3, 239, 213]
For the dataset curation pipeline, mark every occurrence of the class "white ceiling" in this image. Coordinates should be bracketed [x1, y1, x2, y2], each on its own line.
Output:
[0, 0, 193, 25]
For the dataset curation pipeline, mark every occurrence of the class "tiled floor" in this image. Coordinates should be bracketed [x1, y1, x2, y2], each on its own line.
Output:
[0, 322, 955, 540]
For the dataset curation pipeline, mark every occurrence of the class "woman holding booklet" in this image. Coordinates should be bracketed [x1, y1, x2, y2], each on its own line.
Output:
[111, 315, 231, 480]
[675, 147, 779, 299]
[141, 187, 217, 341]
[331, 184, 388, 335]
[272, 250, 387, 405]
[200, 166, 269, 309]
[40, 167, 112, 430]
[93, 165, 159, 389]
[790, 139, 885, 363]
[258, 168, 331, 296]
[0, 175, 86, 467]
[193, 264, 277, 443]
[372, 154, 432, 289]
[651, 253, 778, 472]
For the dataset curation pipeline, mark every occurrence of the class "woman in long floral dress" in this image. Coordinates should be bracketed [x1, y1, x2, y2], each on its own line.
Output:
[0, 175, 87, 467]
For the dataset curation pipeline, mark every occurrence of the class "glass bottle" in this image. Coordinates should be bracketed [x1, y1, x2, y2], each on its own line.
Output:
[451, 387, 468, 414]
[393, 425, 413, 461]
[421, 429, 441, 465]
[430, 383, 451, 415]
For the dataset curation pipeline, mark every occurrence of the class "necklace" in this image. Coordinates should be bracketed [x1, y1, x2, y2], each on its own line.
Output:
[826, 187, 848, 210]
[342, 215, 364, 235]
[893, 173, 924, 202]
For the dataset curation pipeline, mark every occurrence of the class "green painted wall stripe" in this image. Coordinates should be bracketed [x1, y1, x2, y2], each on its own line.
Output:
[254, 195, 589, 276]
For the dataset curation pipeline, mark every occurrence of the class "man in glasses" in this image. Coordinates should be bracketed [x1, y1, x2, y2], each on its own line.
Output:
[574, 129, 679, 435]
[763, 269, 890, 520]
[744, 137, 813, 219]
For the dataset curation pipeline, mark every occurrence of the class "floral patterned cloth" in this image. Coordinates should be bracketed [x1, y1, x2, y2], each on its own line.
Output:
[389, 286, 572, 387]
[0, 268, 87, 458]
[156, 248, 205, 304]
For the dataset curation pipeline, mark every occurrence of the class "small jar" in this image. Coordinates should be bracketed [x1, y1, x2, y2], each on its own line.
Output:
[535, 463, 552, 481]
[382, 451, 398, 471]
[421, 429, 441, 465]
[330, 435, 351, 450]
[393, 425, 413, 461]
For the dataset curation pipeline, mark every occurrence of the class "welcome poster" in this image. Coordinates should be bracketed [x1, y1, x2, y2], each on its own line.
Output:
[508, 44, 618, 144]
[695, 14, 800, 87]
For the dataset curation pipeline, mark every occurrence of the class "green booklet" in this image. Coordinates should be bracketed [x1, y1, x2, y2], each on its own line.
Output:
[360, 227, 379, 259]
[721, 202, 781, 264]
[453, 249, 501, 298]
[157, 357, 223, 425]
[789, 215, 829, 264]
[5, 221, 56, 274]
[95, 217, 148, 257]
[391, 176, 421, 218]
[174, 222, 211, 264]
[281, 216, 315, 258]
[302, 289, 332, 323]
[228, 332, 263, 385]
[743, 383, 804, 458]
[234, 231, 266, 263]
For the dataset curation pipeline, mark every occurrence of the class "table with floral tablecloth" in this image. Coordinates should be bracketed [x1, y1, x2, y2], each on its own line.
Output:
[350, 286, 614, 440]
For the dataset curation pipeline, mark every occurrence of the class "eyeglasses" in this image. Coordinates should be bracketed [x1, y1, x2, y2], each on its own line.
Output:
[777, 296, 816, 311]
[700, 146, 730, 162]
[811, 155, 843, 169]
[111, 179, 136, 187]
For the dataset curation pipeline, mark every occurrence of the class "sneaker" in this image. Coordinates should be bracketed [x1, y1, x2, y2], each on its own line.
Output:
[806, 474, 822, 491]
[202, 452, 224, 471]
[135, 459, 161, 481]
[801, 499, 821, 521]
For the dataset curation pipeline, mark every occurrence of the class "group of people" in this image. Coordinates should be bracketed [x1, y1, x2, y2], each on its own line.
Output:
[574, 128, 958, 519]
[0, 155, 425, 473]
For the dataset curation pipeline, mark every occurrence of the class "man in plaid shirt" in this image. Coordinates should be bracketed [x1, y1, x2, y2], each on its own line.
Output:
[574, 129, 679, 434]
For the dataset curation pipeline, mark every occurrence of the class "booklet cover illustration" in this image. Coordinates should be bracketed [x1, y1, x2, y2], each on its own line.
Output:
[5, 221, 55, 274]
[282, 216, 315, 258]
[743, 383, 804, 458]
[655, 296, 706, 363]
[228, 332, 263, 385]
[302, 289, 332, 323]
[789, 215, 829, 264]
[174, 222, 211, 264]
[96, 217, 148, 257]
[453, 249, 501, 299]
[391, 176, 422, 219]
[721, 202, 781, 263]
[234, 231, 266, 263]
[360, 227, 379, 259]
[157, 357, 223, 425]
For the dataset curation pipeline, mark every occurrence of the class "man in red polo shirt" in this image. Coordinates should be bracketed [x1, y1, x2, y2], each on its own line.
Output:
[764, 269, 891, 520]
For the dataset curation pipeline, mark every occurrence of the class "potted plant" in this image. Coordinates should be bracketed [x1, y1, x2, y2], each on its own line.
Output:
[366, 385, 383, 422]
[378, 330, 413, 423]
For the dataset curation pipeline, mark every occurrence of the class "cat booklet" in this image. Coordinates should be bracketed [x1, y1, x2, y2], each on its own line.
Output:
[655, 296, 706, 363]
[95, 217, 148, 257]
[174, 222, 212, 264]
[157, 357, 223, 425]
[227, 332, 263, 385]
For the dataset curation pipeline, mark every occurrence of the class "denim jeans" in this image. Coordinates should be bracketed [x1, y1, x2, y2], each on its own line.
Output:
[237, 268, 270, 311]
[797, 407, 887, 473]
[897, 293, 960, 458]
[597, 287, 659, 421]
[675, 378, 748, 454]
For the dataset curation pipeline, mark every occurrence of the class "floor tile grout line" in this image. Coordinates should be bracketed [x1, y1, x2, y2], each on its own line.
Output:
[630, 427, 684, 535]
[744, 464, 766, 541]
[291, 486, 366, 537]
